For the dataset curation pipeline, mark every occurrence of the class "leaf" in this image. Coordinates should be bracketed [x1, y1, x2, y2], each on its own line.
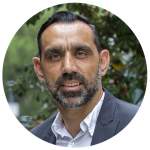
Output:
[91, 11, 99, 19]
[26, 11, 45, 26]
[111, 63, 126, 71]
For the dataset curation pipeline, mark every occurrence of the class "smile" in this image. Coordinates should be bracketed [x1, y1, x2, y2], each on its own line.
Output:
[64, 83, 80, 86]
[61, 81, 82, 91]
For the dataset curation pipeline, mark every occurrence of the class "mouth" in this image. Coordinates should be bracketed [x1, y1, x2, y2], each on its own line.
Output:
[61, 81, 83, 91]
[63, 83, 80, 86]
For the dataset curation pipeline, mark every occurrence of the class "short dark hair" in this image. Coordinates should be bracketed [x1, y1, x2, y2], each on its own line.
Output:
[37, 11, 101, 59]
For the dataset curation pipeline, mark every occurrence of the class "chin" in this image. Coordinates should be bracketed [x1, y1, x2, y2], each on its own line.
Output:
[56, 95, 90, 109]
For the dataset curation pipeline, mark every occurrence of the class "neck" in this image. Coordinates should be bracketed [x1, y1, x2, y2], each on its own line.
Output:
[55, 85, 103, 138]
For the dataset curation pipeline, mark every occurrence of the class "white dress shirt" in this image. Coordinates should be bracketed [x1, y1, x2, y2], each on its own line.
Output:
[51, 92, 105, 147]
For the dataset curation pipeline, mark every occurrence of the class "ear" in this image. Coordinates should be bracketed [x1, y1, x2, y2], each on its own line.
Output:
[100, 49, 110, 76]
[33, 57, 44, 82]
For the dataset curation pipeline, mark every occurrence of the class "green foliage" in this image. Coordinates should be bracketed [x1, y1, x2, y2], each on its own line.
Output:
[3, 3, 147, 128]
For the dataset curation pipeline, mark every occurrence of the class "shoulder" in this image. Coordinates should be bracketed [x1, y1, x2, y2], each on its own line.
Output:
[103, 87, 140, 118]
[103, 88, 140, 133]
[114, 98, 140, 133]
[115, 98, 139, 118]
[30, 113, 57, 137]
[116, 98, 139, 114]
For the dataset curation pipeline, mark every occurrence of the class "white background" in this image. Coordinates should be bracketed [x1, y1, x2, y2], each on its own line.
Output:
[0, 0, 150, 150]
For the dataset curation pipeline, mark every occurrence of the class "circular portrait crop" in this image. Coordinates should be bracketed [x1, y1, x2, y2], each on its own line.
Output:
[2, 2, 147, 148]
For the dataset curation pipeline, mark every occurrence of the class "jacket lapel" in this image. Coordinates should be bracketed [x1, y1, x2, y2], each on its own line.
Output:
[91, 88, 120, 145]
[45, 129, 56, 144]
[42, 114, 57, 144]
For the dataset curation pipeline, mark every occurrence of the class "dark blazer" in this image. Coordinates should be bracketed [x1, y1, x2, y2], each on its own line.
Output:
[30, 88, 139, 145]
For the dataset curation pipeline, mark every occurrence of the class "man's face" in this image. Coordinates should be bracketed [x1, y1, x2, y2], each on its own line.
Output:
[40, 21, 101, 108]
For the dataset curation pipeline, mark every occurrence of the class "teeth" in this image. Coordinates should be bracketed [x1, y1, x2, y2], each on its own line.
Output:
[64, 83, 79, 86]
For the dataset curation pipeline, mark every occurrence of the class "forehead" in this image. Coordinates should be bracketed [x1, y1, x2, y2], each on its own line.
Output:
[41, 21, 95, 51]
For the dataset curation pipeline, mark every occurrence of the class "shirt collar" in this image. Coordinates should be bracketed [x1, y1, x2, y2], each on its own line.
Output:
[52, 112, 69, 139]
[82, 92, 105, 136]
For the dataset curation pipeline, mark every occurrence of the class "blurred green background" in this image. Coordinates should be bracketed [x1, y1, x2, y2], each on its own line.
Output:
[3, 3, 147, 129]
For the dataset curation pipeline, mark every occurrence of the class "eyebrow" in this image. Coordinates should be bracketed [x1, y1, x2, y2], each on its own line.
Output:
[44, 44, 94, 57]
[44, 46, 63, 57]
[71, 44, 94, 54]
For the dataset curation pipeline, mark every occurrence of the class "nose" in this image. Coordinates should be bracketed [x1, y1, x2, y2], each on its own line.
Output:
[62, 52, 78, 74]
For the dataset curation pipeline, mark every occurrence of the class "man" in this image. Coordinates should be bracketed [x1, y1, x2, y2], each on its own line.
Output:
[31, 11, 139, 147]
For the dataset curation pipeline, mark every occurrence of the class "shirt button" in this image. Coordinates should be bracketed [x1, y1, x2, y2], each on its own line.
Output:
[71, 141, 74, 145]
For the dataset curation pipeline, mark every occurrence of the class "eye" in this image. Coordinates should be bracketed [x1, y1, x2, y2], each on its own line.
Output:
[76, 51, 86, 57]
[53, 54, 59, 58]
[78, 51, 84, 56]
[50, 54, 61, 60]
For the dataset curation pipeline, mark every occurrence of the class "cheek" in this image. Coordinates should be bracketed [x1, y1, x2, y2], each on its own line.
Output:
[77, 59, 99, 80]
[88, 65, 99, 79]
[42, 65, 61, 84]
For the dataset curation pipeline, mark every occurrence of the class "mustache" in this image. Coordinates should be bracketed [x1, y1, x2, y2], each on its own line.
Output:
[55, 72, 87, 88]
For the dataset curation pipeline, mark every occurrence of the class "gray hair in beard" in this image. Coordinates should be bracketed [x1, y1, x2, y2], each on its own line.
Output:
[43, 64, 101, 109]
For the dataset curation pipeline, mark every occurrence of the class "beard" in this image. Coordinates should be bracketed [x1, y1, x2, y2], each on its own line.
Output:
[43, 64, 101, 109]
